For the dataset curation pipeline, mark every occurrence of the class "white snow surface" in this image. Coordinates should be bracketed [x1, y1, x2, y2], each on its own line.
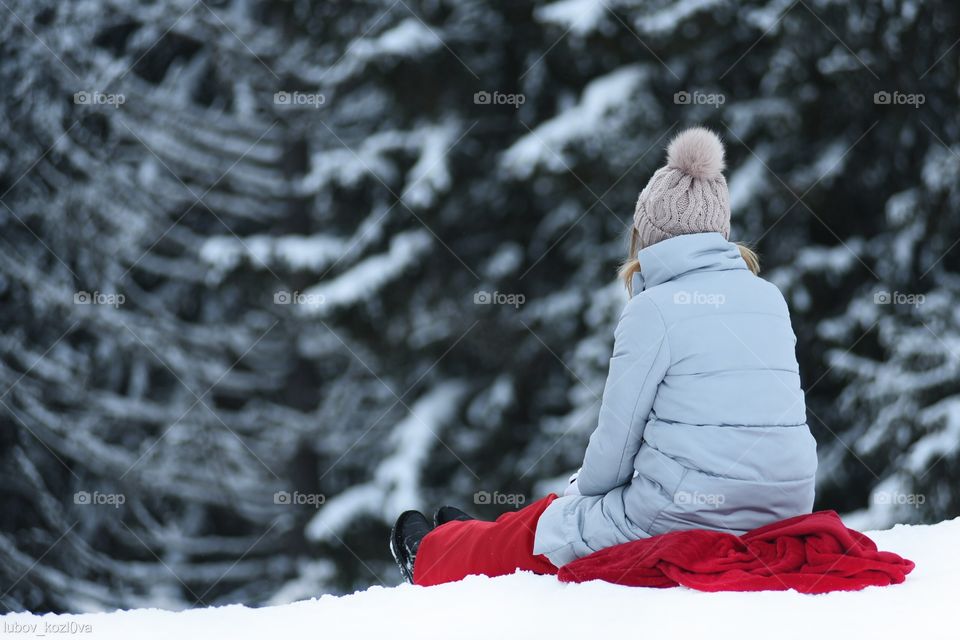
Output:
[3, 518, 956, 639]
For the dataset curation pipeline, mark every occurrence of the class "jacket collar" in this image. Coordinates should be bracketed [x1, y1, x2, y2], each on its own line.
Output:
[631, 232, 747, 296]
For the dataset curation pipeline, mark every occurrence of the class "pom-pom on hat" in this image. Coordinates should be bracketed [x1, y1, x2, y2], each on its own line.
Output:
[633, 127, 731, 250]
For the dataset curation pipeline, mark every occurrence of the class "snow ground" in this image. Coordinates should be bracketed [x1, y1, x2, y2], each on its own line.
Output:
[3, 517, 956, 640]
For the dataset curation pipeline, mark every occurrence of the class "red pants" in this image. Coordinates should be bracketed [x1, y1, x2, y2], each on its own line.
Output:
[413, 494, 560, 586]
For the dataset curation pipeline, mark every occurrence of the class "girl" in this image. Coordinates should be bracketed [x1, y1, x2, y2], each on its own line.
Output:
[390, 127, 818, 585]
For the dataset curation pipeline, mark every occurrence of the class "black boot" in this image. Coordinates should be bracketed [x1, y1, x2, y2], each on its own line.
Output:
[433, 505, 475, 527]
[389, 510, 432, 584]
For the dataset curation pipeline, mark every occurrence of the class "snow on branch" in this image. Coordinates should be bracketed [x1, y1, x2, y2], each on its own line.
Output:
[501, 65, 649, 178]
[297, 230, 432, 315]
[306, 382, 467, 541]
[534, 0, 609, 37]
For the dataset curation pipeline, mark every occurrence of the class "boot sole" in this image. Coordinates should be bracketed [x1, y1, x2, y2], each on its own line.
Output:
[390, 514, 416, 584]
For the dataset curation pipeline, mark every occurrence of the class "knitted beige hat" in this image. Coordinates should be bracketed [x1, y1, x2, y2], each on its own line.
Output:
[633, 127, 731, 250]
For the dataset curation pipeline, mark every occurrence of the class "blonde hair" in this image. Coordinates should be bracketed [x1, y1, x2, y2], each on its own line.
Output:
[618, 228, 760, 295]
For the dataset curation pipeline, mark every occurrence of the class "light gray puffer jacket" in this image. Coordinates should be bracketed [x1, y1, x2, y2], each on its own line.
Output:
[533, 232, 818, 567]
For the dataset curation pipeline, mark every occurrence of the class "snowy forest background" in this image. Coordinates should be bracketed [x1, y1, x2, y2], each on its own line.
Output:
[1, 0, 958, 614]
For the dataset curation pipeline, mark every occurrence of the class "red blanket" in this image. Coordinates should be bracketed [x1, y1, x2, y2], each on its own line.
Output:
[558, 510, 914, 593]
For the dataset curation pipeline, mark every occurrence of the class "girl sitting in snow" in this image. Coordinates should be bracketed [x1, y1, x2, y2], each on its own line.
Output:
[390, 127, 818, 585]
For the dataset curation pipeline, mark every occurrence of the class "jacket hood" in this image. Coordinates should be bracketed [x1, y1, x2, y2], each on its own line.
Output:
[631, 232, 748, 296]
